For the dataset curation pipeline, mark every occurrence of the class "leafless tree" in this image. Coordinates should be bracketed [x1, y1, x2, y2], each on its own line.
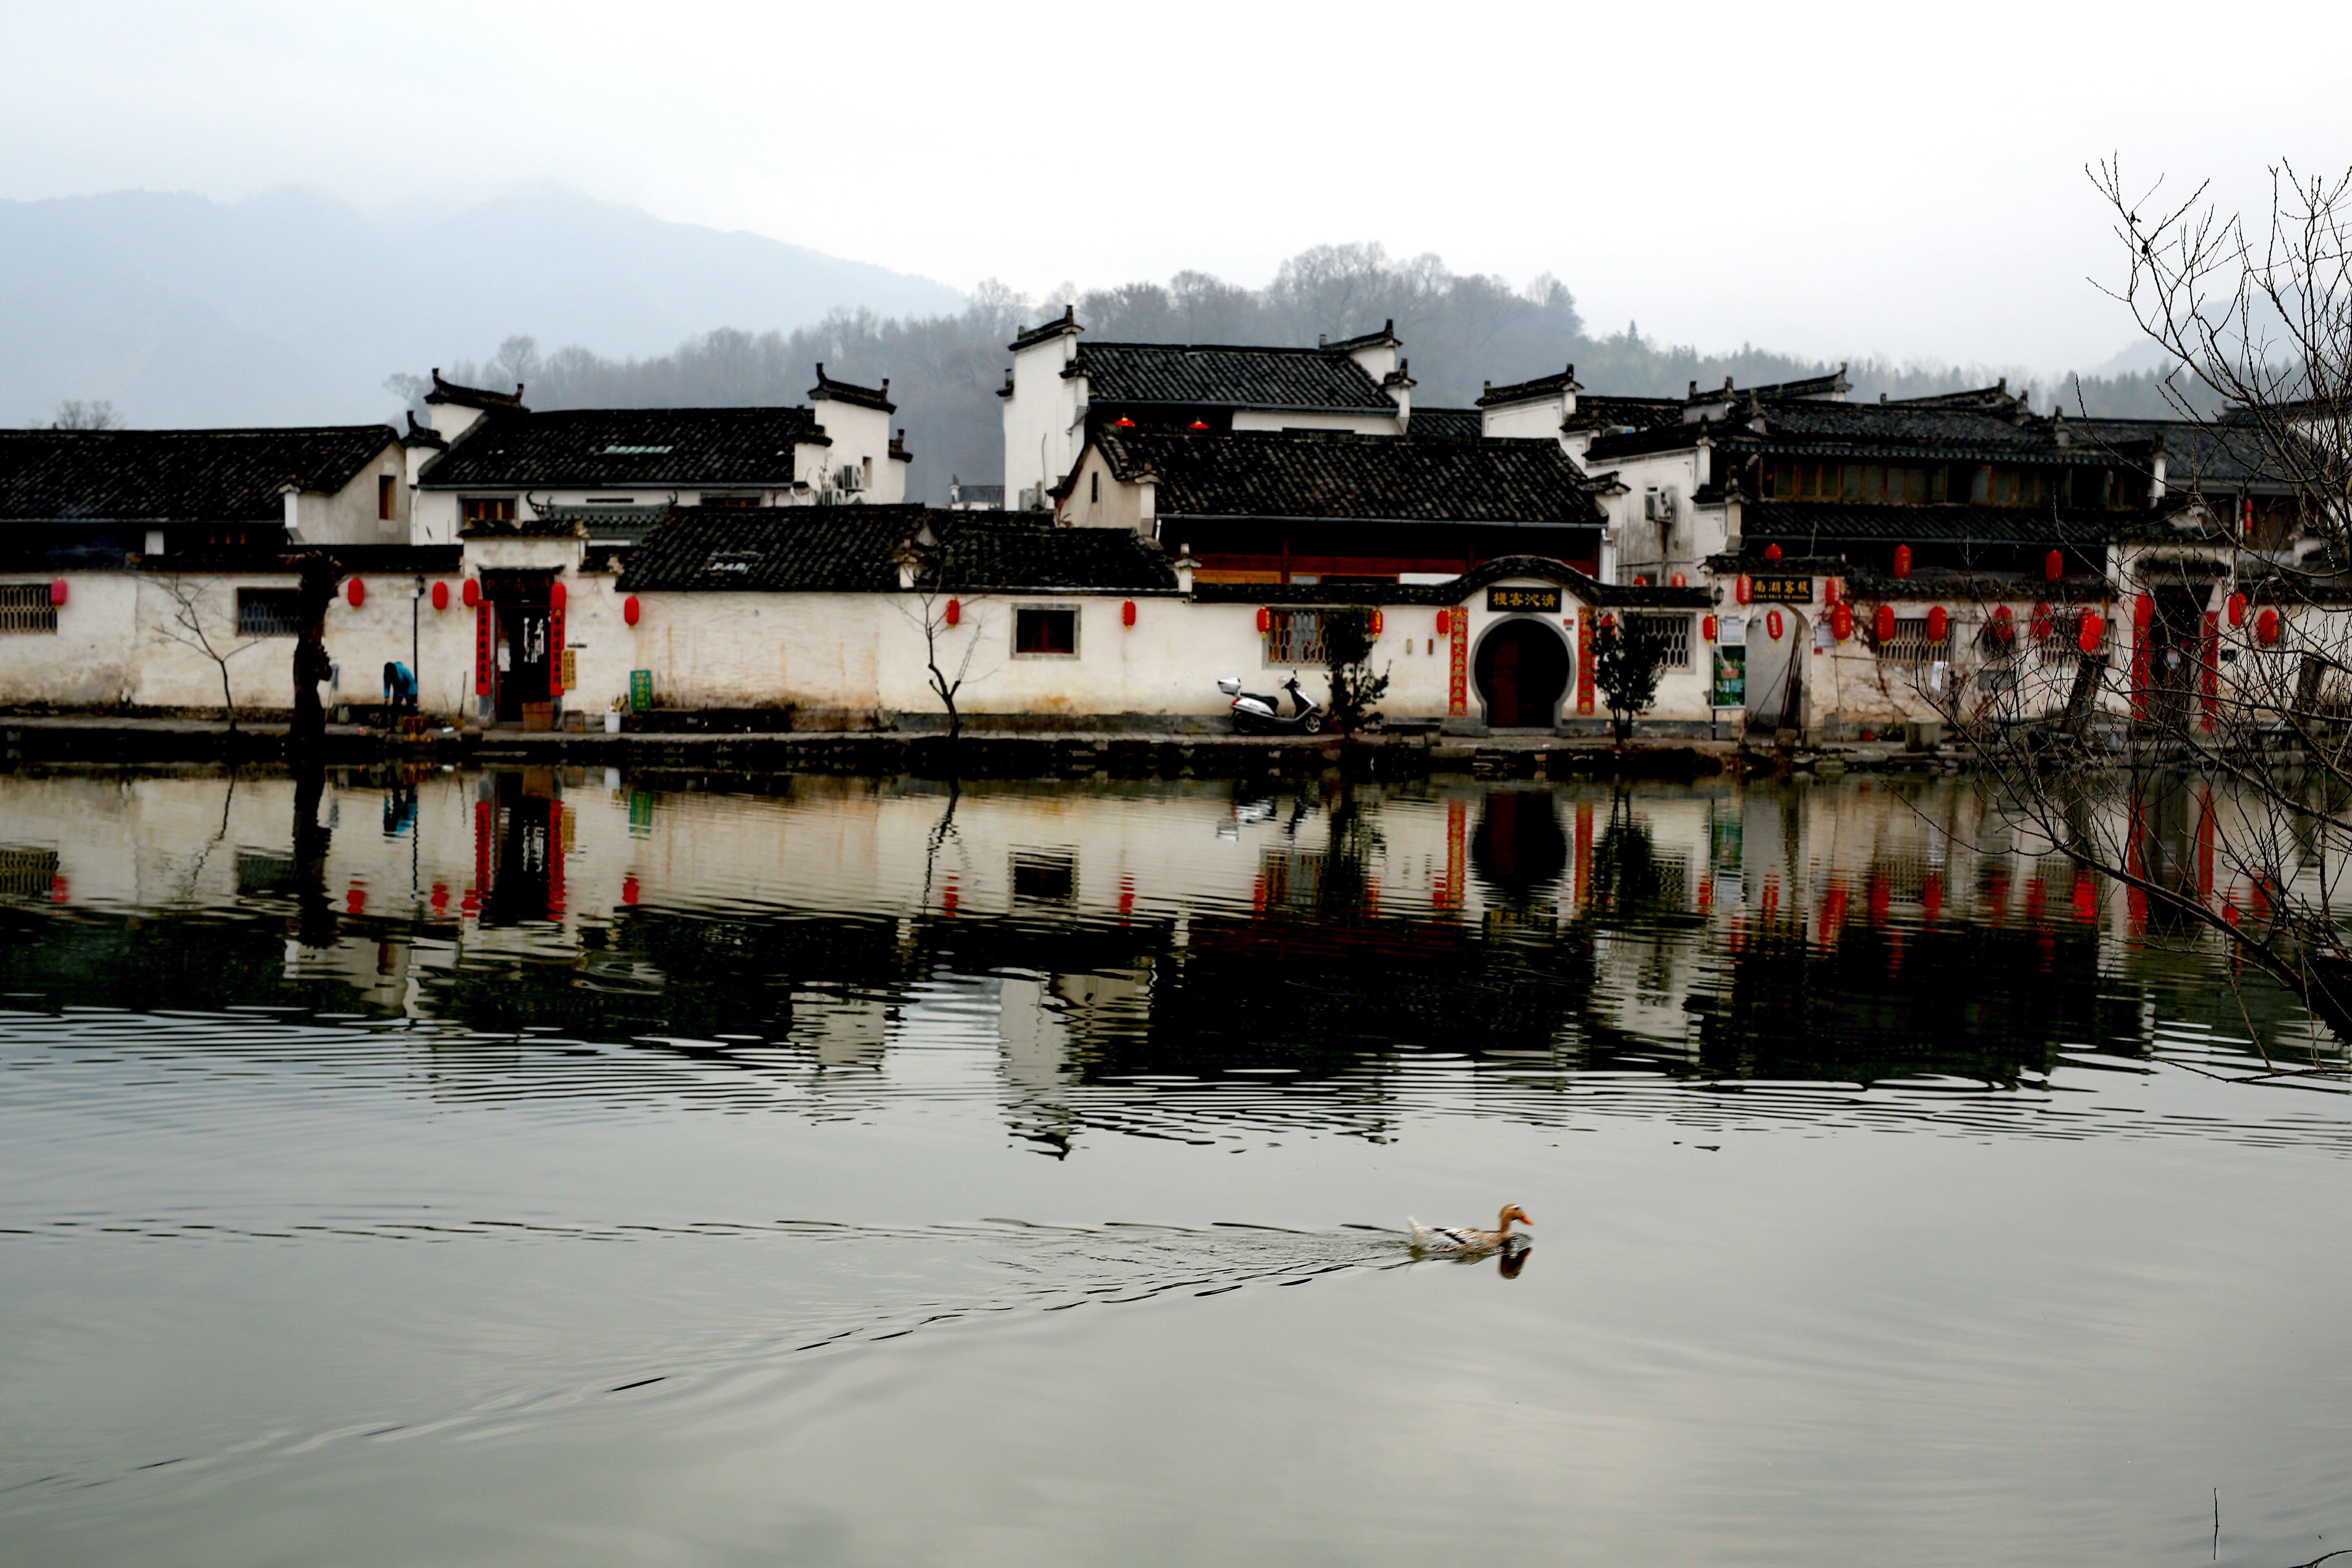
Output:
[898, 586, 993, 742]
[1942, 160, 2352, 1058]
[52, 399, 120, 430]
[147, 576, 263, 730]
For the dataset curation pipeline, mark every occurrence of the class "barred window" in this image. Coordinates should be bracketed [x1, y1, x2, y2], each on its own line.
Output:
[1876, 617, 1950, 667]
[0, 583, 58, 635]
[237, 588, 303, 638]
[1265, 610, 1326, 665]
[1625, 612, 1692, 668]
[461, 496, 517, 524]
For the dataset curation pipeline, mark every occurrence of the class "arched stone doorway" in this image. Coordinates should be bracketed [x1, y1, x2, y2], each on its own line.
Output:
[1745, 606, 1806, 732]
[1474, 617, 1572, 729]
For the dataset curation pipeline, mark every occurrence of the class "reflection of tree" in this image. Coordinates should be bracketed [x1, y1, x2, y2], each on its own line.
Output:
[1589, 795, 1662, 916]
[290, 764, 337, 949]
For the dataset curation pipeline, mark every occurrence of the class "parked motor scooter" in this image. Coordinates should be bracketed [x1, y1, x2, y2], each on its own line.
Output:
[1218, 673, 1325, 735]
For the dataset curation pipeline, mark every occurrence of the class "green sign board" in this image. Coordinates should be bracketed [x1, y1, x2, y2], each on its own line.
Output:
[628, 670, 654, 712]
[1711, 646, 1746, 708]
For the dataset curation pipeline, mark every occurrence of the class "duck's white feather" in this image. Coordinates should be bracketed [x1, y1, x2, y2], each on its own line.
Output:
[1406, 1216, 1488, 1251]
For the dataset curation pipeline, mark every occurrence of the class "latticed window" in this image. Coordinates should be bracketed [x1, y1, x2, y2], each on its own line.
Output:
[1625, 612, 1692, 668]
[0, 583, 58, 634]
[237, 588, 303, 638]
[1876, 617, 1949, 667]
[461, 496, 517, 524]
[1265, 610, 1326, 665]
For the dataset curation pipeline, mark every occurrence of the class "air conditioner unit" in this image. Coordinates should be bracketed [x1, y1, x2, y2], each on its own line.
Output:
[1644, 488, 1677, 524]
[836, 464, 864, 492]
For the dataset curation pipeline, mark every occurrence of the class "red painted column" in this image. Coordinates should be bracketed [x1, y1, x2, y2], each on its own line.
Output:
[1576, 613, 1595, 716]
[2200, 609, 2219, 732]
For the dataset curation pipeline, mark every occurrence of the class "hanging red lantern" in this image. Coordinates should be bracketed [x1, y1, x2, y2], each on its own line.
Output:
[1831, 601, 1853, 641]
[550, 580, 567, 612]
[1187, 421, 1210, 431]
[2132, 591, 2152, 628]
[1823, 578, 1842, 606]
[1256, 606, 1271, 634]
[1370, 609, 1383, 635]
[1669, 572, 1686, 587]
[1764, 542, 1783, 561]
[431, 580, 450, 612]
[1113, 416, 1138, 428]
[1702, 614, 1718, 641]
[2256, 607, 2281, 646]
[2078, 611, 2106, 655]
[461, 578, 480, 609]
[2045, 549, 2064, 584]
[1766, 609, 1784, 641]
[946, 598, 962, 628]
[2031, 602, 2052, 640]
[1121, 599, 1137, 628]
[2227, 592, 2247, 628]
[1735, 576, 1753, 606]
[623, 595, 641, 627]
[346, 577, 365, 608]
[1991, 604, 2014, 642]
[1634, 574, 1650, 587]
[1892, 544, 1912, 578]
[49, 578, 67, 608]
[1874, 603, 1897, 644]
[1435, 609, 1450, 637]
[1927, 606, 1949, 641]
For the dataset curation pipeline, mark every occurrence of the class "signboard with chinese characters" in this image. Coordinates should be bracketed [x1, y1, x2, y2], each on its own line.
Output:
[629, 669, 654, 712]
[1711, 646, 1746, 708]
[1750, 574, 1813, 603]
[1487, 585, 1562, 613]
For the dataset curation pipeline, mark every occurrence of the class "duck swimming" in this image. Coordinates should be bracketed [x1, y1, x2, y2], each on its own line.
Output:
[1407, 1204, 1531, 1252]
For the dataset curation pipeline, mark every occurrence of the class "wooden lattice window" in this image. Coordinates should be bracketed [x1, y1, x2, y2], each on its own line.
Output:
[1265, 610, 1326, 666]
[0, 584, 58, 634]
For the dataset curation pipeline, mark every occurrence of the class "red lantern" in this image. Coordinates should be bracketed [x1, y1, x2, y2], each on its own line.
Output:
[1766, 609, 1784, 641]
[623, 595, 641, 627]
[2227, 592, 2247, 628]
[2031, 602, 2052, 640]
[1823, 578, 1841, 606]
[1735, 576, 1753, 606]
[1370, 609, 1383, 635]
[1188, 421, 1210, 431]
[2078, 612, 2105, 655]
[1113, 416, 1137, 428]
[1256, 606, 1271, 634]
[1634, 574, 1650, 587]
[1831, 602, 1853, 641]
[1702, 614, 1718, 641]
[2045, 549, 2064, 584]
[946, 598, 961, 628]
[461, 579, 480, 609]
[2256, 607, 2281, 646]
[346, 577, 365, 608]
[1764, 543, 1783, 561]
[550, 580, 567, 612]
[1121, 599, 1137, 628]
[430, 580, 450, 612]
[1669, 573, 1686, 588]
[1892, 544, 1912, 579]
[48, 578, 66, 608]
[2132, 591, 2152, 628]
[1874, 604, 1897, 644]
[1435, 609, 1450, 637]
[1927, 606, 1949, 642]
[1991, 604, 2014, 642]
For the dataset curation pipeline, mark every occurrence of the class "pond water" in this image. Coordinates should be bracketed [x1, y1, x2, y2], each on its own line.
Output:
[1, 766, 2348, 1566]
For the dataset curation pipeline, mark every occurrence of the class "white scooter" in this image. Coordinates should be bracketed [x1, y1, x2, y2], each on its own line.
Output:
[1218, 673, 1325, 735]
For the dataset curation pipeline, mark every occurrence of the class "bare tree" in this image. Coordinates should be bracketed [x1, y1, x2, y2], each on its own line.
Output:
[898, 586, 992, 741]
[147, 576, 263, 730]
[53, 399, 120, 430]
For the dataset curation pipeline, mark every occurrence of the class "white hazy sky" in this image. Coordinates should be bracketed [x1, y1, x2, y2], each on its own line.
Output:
[7, 0, 2349, 374]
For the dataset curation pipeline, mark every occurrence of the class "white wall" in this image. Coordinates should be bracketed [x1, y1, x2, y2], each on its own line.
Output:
[1228, 409, 1401, 436]
[1001, 330, 1084, 510]
[290, 441, 409, 546]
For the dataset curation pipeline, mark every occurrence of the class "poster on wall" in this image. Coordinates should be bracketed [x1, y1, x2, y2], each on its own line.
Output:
[1711, 646, 1746, 708]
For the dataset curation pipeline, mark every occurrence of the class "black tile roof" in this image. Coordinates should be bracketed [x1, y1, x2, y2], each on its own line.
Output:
[1071, 342, 1398, 414]
[619, 507, 1178, 595]
[1563, 394, 1685, 434]
[1475, 367, 1580, 408]
[146, 543, 465, 575]
[425, 370, 526, 411]
[416, 407, 826, 489]
[1581, 399, 2167, 466]
[0, 426, 399, 523]
[1742, 501, 2132, 547]
[810, 365, 894, 414]
[1092, 431, 1607, 526]
[530, 502, 676, 545]
[1009, 306, 1081, 352]
[2069, 416, 2299, 489]
[1407, 407, 1483, 439]
[1190, 555, 1708, 609]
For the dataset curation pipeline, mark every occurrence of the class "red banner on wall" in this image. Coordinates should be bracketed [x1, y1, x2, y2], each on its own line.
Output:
[2200, 609, 2219, 732]
[1576, 614, 1595, 716]
[548, 604, 566, 697]
[473, 604, 492, 697]
[1447, 607, 1469, 717]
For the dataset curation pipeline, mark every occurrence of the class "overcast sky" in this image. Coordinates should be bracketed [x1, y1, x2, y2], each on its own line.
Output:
[7, 0, 2348, 374]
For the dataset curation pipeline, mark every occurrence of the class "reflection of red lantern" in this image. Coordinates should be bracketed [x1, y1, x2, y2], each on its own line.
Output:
[2045, 549, 2064, 584]
[1703, 614, 1718, 641]
[1991, 604, 2014, 642]
[49, 578, 67, 608]
[1892, 544, 1912, 578]
[1735, 576, 1752, 605]
[1256, 606, 1270, 634]
[462, 578, 480, 608]
[1121, 599, 1137, 628]
[2078, 612, 2106, 654]
[550, 580, 567, 611]
[2227, 592, 2247, 628]
[1766, 609, 1784, 641]
[2132, 591, 2152, 628]
[1831, 602, 1853, 641]
[2031, 602, 2051, 640]
[1435, 609, 1450, 637]
[1874, 604, 1896, 643]
[1764, 543, 1782, 561]
[1927, 605, 1948, 641]
[623, 595, 641, 627]
[431, 580, 450, 612]
[2256, 607, 2281, 646]
[1369, 609, 1383, 635]
[346, 577, 365, 608]
[946, 598, 961, 628]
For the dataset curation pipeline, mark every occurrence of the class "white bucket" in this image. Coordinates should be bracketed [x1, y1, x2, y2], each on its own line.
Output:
[604, 711, 622, 734]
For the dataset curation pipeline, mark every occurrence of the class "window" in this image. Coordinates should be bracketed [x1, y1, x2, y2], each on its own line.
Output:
[461, 496, 516, 524]
[0, 584, 58, 634]
[1265, 609, 1326, 665]
[1875, 616, 1949, 668]
[377, 474, 396, 521]
[0, 845, 60, 899]
[1090, 472, 1100, 503]
[1626, 612, 1692, 667]
[1014, 605, 1079, 657]
[1011, 851, 1076, 903]
[237, 588, 304, 638]
[701, 493, 760, 509]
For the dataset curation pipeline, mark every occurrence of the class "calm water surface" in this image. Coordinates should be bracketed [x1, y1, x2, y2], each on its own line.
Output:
[1, 766, 2348, 1566]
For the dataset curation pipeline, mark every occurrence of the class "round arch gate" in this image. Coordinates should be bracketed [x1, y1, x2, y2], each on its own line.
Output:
[1473, 617, 1573, 729]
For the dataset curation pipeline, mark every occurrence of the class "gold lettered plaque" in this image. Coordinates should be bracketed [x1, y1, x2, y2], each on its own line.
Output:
[1750, 574, 1813, 603]
[1486, 586, 1562, 613]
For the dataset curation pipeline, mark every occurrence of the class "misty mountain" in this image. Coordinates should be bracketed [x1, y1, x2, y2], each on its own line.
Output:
[0, 186, 964, 428]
